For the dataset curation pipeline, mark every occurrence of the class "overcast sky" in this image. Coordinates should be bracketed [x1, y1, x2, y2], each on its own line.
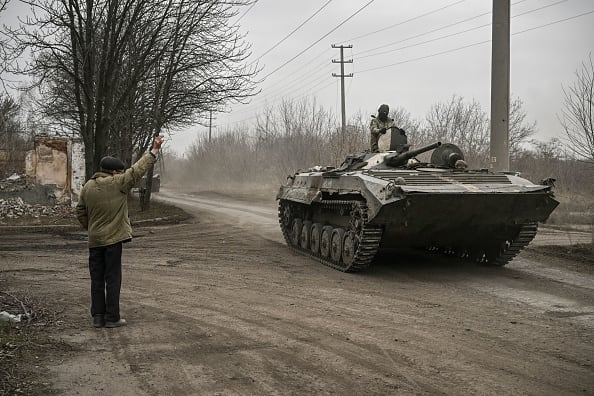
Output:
[175, 0, 593, 155]
[3, 0, 593, 155]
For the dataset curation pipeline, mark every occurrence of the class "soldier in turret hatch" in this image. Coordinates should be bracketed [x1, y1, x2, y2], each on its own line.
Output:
[369, 104, 395, 152]
[370, 104, 409, 153]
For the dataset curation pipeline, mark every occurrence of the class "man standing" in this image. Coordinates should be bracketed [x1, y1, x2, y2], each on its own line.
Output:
[76, 135, 165, 328]
[369, 104, 395, 152]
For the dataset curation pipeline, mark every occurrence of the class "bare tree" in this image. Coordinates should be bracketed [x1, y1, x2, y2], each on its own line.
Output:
[560, 53, 594, 164]
[254, 98, 338, 173]
[0, 95, 18, 137]
[422, 95, 536, 167]
[0, 0, 12, 90]
[509, 96, 536, 159]
[424, 95, 490, 166]
[6, 0, 258, 183]
[559, 54, 594, 244]
[0, 93, 31, 176]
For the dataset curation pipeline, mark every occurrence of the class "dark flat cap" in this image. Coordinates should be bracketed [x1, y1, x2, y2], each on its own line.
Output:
[100, 156, 126, 171]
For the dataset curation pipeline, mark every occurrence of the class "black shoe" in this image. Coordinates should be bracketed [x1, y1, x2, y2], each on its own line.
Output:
[93, 315, 105, 328]
[105, 319, 127, 328]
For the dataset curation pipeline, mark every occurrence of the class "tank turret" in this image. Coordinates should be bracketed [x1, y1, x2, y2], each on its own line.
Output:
[430, 143, 465, 168]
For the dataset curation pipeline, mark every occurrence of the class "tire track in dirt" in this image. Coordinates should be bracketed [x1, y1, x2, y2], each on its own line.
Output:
[116, 224, 593, 396]
[3, 190, 593, 395]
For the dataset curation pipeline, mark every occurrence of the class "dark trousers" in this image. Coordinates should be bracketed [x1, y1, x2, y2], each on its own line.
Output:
[89, 242, 122, 322]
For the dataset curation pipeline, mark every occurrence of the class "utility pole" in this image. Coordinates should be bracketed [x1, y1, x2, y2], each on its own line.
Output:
[490, 0, 510, 172]
[332, 44, 353, 135]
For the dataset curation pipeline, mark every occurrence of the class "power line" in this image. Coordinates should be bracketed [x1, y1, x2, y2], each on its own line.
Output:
[224, 2, 365, 114]
[355, 39, 484, 76]
[236, 1, 258, 23]
[225, 61, 335, 117]
[221, 8, 593, 129]
[354, 0, 566, 60]
[355, 11, 490, 58]
[243, 0, 528, 110]
[218, 78, 339, 130]
[513, 0, 568, 18]
[345, 0, 529, 48]
[216, 70, 339, 128]
[236, 76, 333, 119]
[356, 23, 490, 61]
[356, 9, 594, 75]
[343, 0, 467, 43]
[219, 1, 588, 131]
[247, 0, 484, 109]
[253, 0, 333, 63]
[261, 0, 376, 80]
[241, 48, 340, 109]
[512, 8, 592, 35]
[247, 0, 527, 106]
[232, 15, 468, 114]
[236, 0, 390, 110]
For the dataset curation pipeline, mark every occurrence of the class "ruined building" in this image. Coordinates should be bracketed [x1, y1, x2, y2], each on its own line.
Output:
[24, 135, 85, 205]
[3, 134, 158, 208]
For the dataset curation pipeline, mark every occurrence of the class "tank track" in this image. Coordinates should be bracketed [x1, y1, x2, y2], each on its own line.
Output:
[482, 222, 538, 266]
[427, 222, 538, 267]
[278, 199, 383, 272]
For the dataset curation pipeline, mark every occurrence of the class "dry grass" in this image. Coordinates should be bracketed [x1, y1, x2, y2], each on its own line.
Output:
[0, 291, 62, 395]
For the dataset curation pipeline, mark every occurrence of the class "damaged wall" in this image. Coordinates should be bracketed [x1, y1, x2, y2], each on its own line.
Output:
[25, 135, 85, 205]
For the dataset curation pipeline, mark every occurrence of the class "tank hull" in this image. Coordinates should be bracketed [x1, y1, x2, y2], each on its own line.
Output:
[374, 191, 558, 248]
[277, 150, 559, 272]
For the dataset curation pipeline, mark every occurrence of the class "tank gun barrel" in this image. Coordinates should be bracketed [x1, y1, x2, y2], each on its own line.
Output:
[384, 141, 442, 167]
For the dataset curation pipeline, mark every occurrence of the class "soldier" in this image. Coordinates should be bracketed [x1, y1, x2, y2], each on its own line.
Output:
[369, 104, 395, 152]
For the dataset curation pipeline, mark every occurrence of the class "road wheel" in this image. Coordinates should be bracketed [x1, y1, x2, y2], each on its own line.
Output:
[320, 226, 333, 258]
[342, 231, 357, 267]
[291, 219, 302, 247]
[300, 221, 312, 249]
[330, 228, 345, 263]
[310, 223, 322, 254]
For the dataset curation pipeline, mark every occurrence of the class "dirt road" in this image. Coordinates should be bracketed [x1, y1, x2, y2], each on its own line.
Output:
[1, 190, 593, 395]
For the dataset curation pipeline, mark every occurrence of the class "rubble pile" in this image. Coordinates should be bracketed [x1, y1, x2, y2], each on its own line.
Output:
[0, 173, 75, 221]
[0, 197, 74, 219]
[0, 173, 29, 193]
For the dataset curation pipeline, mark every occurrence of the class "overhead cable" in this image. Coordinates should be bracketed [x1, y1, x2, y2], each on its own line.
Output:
[356, 9, 594, 74]
[237, 1, 258, 23]
[343, 0, 467, 43]
[261, 0, 377, 80]
[355, 0, 566, 59]
[253, 0, 334, 63]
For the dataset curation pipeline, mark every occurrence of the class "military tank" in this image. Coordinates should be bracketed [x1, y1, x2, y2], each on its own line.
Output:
[277, 140, 559, 272]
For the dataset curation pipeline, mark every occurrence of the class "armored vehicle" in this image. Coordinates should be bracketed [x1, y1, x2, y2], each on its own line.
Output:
[277, 141, 558, 272]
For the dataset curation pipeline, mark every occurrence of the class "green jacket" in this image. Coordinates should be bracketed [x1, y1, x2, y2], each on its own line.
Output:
[369, 116, 395, 152]
[76, 153, 156, 248]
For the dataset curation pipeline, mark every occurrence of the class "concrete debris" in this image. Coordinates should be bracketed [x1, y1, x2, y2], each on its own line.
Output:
[7, 173, 21, 181]
[0, 173, 29, 192]
[0, 197, 73, 219]
[0, 311, 30, 323]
